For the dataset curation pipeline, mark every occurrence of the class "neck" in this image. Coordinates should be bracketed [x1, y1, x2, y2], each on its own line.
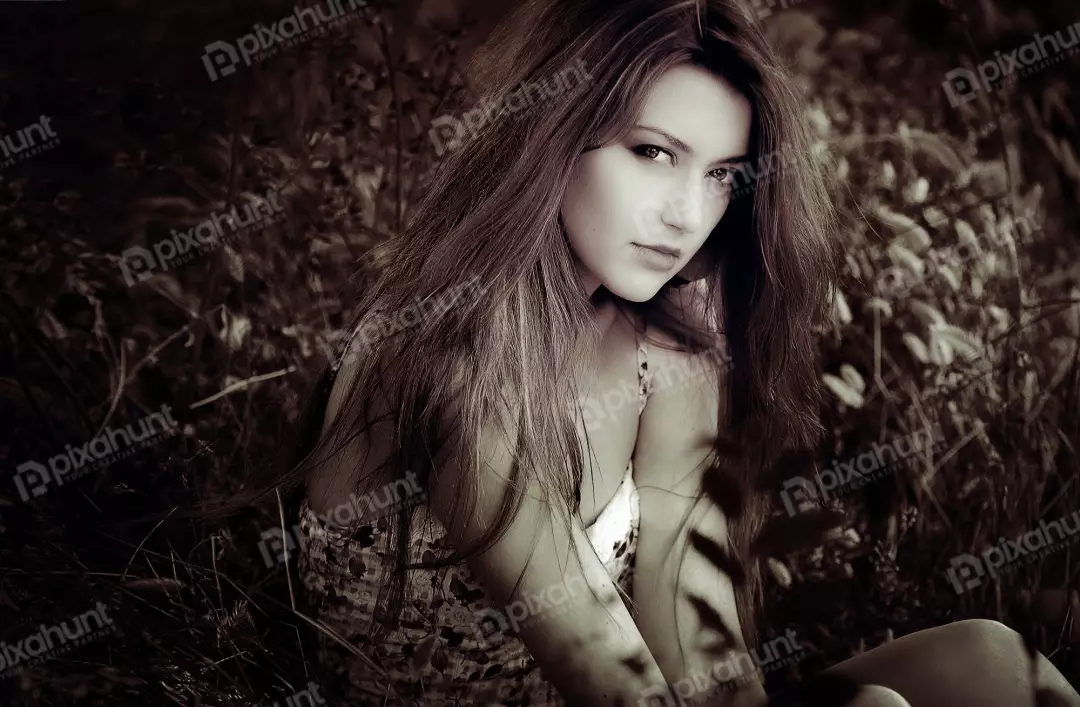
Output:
[588, 286, 619, 332]
[573, 288, 620, 379]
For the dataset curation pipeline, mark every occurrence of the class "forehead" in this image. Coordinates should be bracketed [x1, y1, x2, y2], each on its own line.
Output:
[636, 62, 753, 157]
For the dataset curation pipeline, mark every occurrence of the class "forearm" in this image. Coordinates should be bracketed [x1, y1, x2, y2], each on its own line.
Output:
[517, 578, 674, 706]
[640, 634, 769, 707]
[633, 490, 767, 706]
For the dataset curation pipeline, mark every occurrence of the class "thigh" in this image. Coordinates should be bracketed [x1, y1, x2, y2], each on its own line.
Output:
[766, 683, 912, 707]
[823, 619, 1078, 707]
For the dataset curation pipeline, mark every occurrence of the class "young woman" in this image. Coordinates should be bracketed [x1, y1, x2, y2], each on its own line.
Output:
[280, 0, 1080, 705]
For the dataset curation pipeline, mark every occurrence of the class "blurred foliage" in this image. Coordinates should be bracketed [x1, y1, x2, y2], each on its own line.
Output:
[0, 0, 1079, 704]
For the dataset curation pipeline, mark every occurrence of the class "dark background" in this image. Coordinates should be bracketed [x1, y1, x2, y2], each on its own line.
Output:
[1, 0, 1079, 704]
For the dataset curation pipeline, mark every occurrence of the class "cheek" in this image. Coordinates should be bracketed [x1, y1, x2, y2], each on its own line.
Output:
[682, 195, 730, 260]
[701, 192, 732, 234]
[561, 150, 642, 257]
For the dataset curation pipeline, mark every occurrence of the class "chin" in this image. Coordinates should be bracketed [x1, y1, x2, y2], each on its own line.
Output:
[602, 274, 669, 303]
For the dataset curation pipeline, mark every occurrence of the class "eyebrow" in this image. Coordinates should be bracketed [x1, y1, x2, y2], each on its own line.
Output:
[634, 124, 751, 166]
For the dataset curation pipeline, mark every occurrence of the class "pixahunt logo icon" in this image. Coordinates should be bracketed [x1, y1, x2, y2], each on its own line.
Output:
[946, 509, 1080, 594]
[202, 0, 368, 81]
[780, 423, 946, 516]
[474, 575, 589, 649]
[259, 472, 426, 568]
[329, 275, 489, 370]
[942, 21, 1080, 107]
[119, 188, 285, 285]
[637, 628, 807, 706]
[0, 602, 116, 676]
[12, 404, 178, 502]
[428, 58, 593, 157]
[580, 340, 733, 434]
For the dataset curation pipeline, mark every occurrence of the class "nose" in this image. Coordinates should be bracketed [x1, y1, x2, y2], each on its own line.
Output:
[659, 180, 705, 234]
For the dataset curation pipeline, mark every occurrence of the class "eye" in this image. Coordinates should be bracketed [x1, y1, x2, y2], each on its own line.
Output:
[632, 144, 675, 166]
[708, 167, 734, 185]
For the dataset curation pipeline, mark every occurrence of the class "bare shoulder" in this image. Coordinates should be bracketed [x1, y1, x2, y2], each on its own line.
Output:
[637, 337, 725, 453]
[642, 283, 730, 396]
[306, 348, 397, 516]
[633, 286, 731, 488]
[309, 315, 473, 512]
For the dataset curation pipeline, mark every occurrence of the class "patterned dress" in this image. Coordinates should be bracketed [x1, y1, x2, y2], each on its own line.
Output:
[297, 320, 654, 706]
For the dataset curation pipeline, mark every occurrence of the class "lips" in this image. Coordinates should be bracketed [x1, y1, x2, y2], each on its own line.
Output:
[633, 243, 682, 259]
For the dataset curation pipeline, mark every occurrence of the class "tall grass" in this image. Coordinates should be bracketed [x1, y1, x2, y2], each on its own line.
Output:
[0, 0, 1078, 704]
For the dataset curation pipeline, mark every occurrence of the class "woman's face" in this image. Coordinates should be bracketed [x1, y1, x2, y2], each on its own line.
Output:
[561, 62, 753, 301]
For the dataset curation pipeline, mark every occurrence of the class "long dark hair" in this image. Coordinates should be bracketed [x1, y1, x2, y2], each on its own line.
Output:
[215, 0, 838, 654]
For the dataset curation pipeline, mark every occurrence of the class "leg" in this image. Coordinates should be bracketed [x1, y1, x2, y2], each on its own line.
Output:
[759, 682, 912, 707]
[850, 686, 912, 707]
[823, 619, 1080, 707]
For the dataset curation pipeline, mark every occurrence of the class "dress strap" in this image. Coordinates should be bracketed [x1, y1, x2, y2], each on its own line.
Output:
[635, 318, 652, 415]
[330, 327, 359, 375]
[330, 307, 386, 376]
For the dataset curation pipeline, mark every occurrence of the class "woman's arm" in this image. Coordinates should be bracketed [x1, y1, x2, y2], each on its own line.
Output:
[632, 335, 768, 707]
[427, 391, 676, 707]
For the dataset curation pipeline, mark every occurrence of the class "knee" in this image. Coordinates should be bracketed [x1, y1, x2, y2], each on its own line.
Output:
[946, 619, 1025, 657]
[850, 684, 912, 707]
[948, 618, 1020, 644]
[936, 619, 1031, 677]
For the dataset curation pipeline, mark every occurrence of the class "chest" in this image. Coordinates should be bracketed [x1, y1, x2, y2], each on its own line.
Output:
[573, 316, 646, 527]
